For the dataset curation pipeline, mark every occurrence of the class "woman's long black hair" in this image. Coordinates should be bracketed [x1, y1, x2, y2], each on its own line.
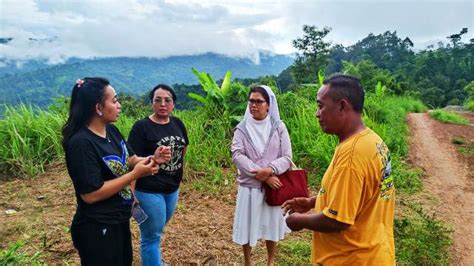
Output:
[61, 77, 110, 150]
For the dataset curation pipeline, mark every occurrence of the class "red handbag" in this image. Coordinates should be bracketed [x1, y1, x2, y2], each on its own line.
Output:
[264, 162, 309, 206]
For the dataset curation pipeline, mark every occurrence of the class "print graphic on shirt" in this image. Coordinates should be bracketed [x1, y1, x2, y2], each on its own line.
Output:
[156, 135, 186, 174]
[318, 187, 326, 196]
[376, 141, 393, 200]
[102, 140, 132, 201]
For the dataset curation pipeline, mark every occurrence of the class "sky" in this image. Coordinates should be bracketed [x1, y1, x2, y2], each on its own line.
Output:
[1, 0, 473, 64]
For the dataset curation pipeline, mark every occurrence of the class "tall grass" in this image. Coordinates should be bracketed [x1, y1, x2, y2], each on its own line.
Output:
[430, 109, 469, 125]
[278, 91, 337, 186]
[0, 105, 65, 177]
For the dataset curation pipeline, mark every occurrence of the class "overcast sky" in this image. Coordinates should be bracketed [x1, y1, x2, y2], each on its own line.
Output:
[1, 0, 473, 64]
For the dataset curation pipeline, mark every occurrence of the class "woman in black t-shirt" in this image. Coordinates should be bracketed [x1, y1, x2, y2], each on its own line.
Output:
[62, 77, 171, 265]
[128, 84, 189, 266]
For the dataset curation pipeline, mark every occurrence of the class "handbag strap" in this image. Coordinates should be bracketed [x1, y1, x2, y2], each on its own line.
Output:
[276, 124, 300, 171]
[289, 160, 301, 170]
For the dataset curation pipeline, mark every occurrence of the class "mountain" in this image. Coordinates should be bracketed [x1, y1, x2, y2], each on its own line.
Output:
[0, 52, 293, 109]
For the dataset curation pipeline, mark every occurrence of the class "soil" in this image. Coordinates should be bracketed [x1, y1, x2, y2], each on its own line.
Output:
[0, 164, 311, 265]
[407, 112, 474, 265]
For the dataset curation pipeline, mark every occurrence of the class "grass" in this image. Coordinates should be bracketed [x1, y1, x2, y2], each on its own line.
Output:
[277, 238, 312, 264]
[0, 241, 43, 265]
[451, 137, 474, 155]
[452, 137, 465, 145]
[458, 145, 474, 155]
[430, 109, 469, 125]
[395, 202, 452, 265]
[0, 105, 64, 177]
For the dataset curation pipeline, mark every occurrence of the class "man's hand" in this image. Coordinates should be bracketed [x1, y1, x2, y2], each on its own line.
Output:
[286, 213, 306, 231]
[282, 197, 315, 215]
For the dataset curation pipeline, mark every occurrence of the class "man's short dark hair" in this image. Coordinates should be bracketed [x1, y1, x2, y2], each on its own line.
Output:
[323, 74, 364, 113]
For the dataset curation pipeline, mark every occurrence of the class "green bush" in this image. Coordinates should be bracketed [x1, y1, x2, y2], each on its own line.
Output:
[464, 100, 474, 111]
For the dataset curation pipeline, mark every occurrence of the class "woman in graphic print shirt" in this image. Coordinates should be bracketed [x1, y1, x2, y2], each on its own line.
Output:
[62, 77, 171, 265]
[128, 84, 189, 266]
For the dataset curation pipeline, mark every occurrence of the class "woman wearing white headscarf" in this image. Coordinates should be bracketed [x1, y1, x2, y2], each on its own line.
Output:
[231, 85, 292, 266]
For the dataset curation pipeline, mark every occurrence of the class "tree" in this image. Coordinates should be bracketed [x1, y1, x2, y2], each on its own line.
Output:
[343, 31, 414, 71]
[342, 59, 398, 93]
[291, 25, 332, 85]
[447, 28, 468, 46]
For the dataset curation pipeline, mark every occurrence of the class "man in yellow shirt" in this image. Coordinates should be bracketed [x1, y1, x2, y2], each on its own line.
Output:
[283, 74, 395, 265]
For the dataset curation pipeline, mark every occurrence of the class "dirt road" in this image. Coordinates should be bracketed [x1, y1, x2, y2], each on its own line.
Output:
[408, 113, 474, 265]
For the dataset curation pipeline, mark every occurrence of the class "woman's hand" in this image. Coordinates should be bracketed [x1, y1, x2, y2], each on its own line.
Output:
[153, 146, 172, 164]
[281, 197, 315, 215]
[253, 167, 273, 181]
[132, 157, 159, 178]
[132, 195, 139, 207]
[265, 175, 282, 190]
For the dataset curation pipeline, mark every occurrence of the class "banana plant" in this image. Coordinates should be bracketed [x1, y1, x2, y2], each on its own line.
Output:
[375, 81, 387, 97]
[188, 67, 232, 116]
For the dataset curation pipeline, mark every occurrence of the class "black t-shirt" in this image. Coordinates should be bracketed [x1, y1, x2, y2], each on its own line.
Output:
[65, 124, 135, 224]
[128, 116, 189, 194]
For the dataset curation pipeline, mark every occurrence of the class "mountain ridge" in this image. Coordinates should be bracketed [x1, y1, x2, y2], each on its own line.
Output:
[0, 52, 293, 109]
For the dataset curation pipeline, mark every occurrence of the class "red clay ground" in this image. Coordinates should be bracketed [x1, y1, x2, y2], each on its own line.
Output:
[407, 112, 474, 265]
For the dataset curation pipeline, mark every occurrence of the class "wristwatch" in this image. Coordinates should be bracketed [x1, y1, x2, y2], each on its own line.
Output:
[270, 166, 276, 175]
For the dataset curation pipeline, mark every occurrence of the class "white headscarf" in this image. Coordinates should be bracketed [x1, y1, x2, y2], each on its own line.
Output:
[243, 85, 281, 155]
[243, 85, 280, 122]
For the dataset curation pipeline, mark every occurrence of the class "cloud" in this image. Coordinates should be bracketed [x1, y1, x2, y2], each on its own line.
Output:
[1, 0, 472, 64]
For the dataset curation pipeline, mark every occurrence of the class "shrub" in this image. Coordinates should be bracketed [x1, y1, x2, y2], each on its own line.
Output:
[464, 100, 474, 111]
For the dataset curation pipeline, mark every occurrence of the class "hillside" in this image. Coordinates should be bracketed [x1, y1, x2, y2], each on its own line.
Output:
[0, 52, 293, 109]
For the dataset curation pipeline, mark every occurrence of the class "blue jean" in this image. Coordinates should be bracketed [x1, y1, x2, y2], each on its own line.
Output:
[134, 189, 179, 266]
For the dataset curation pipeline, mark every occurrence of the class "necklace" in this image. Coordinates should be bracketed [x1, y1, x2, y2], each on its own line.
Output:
[150, 114, 170, 124]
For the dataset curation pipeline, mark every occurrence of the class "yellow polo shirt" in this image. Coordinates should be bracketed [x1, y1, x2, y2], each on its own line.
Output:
[312, 128, 395, 265]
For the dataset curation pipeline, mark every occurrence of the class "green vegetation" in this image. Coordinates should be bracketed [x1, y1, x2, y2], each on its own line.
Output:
[452, 137, 474, 155]
[463, 81, 474, 111]
[395, 203, 452, 265]
[0, 105, 64, 177]
[289, 26, 473, 108]
[458, 145, 474, 155]
[452, 137, 465, 145]
[429, 109, 469, 125]
[0, 241, 42, 265]
[277, 238, 312, 264]
[465, 100, 474, 111]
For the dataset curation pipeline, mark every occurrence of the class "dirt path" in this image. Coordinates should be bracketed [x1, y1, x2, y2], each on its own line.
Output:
[408, 113, 474, 265]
